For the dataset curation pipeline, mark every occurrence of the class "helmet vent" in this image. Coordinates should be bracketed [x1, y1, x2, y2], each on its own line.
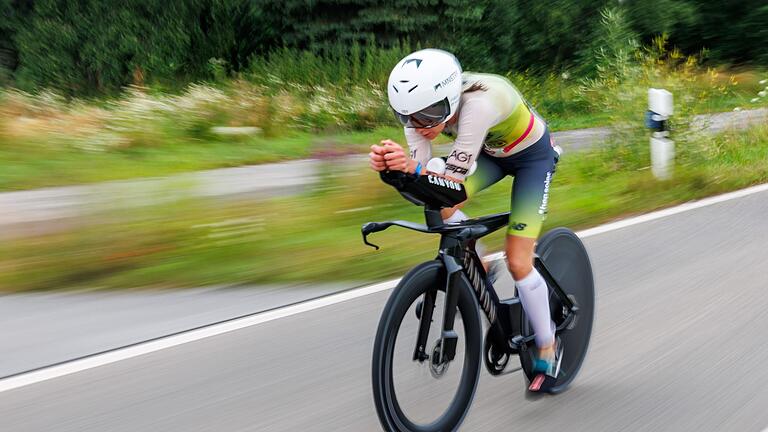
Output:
[403, 58, 423, 68]
[392, 85, 399, 93]
[407, 85, 418, 93]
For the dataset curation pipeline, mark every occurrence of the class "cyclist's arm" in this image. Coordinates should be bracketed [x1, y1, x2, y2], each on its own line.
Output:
[404, 128, 432, 171]
[444, 95, 497, 182]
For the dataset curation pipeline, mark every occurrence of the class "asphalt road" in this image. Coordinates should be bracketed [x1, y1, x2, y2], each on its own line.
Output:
[0, 283, 355, 378]
[1, 186, 768, 431]
[2, 108, 766, 239]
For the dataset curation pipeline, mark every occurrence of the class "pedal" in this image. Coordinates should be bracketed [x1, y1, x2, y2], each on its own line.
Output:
[528, 374, 546, 392]
[509, 335, 527, 352]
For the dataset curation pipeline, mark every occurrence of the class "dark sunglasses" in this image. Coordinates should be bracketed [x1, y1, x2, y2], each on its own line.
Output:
[392, 98, 451, 129]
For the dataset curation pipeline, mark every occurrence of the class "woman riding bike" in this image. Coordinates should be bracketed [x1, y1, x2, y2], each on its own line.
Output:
[369, 48, 561, 392]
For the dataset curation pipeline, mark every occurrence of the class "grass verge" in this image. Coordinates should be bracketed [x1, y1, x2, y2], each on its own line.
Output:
[2, 124, 767, 292]
[1, 64, 764, 191]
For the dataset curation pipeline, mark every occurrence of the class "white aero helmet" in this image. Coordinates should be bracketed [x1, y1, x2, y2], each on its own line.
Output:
[387, 49, 462, 128]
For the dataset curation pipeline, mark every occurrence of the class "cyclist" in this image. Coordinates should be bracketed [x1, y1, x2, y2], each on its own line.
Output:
[369, 48, 561, 392]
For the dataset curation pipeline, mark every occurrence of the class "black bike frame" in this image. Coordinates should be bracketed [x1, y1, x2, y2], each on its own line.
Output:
[372, 205, 578, 364]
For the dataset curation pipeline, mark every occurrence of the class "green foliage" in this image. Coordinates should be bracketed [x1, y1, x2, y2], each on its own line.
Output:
[1, 48, 758, 190]
[2, 0, 768, 94]
[746, 76, 768, 107]
[505, 71, 589, 124]
[622, 0, 699, 39]
[576, 7, 639, 79]
[636, 0, 768, 65]
[248, 42, 414, 86]
[0, 80, 394, 160]
[186, 1, 275, 76]
[0, 0, 15, 85]
[577, 33, 743, 173]
[13, 0, 200, 94]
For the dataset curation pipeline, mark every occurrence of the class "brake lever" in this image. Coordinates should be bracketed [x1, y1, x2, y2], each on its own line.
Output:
[361, 222, 388, 250]
[361, 220, 431, 250]
[362, 231, 380, 250]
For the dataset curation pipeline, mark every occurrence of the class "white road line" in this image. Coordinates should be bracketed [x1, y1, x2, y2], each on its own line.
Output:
[0, 279, 400, 393]
[576, 182, 768, 238]
[1, 181, 767, 393]
[484, 182, 768, 261]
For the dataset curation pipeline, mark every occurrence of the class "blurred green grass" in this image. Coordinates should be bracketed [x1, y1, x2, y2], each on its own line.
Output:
[1, 63, 763, 191]
[2, 124, 766, 292]
[0, 127, 406, 190]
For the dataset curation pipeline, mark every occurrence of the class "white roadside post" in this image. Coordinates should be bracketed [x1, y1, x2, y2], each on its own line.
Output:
[647, 88, 674, 180]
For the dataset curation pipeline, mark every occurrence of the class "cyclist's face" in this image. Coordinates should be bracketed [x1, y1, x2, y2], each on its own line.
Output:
[416, 122, 445, 141]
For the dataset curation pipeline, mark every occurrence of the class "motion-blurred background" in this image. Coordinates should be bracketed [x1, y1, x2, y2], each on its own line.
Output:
[0, 0, 766, 291]
[2, 2, 768, 432]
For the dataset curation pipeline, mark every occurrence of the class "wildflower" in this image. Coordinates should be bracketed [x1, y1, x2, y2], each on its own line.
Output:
[759, 91, 767, 97]
[733, 107, 742, 112]
[751, 98, 760, 103]
[760, 79, 767, 85]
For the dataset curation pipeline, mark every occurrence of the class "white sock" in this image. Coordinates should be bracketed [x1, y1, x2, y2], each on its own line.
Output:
[443, 209, 468, 224]
[515, 268, 555, 348]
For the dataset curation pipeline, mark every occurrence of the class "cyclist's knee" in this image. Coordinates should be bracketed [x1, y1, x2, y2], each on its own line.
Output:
[440, 202, 467, 221]
[505, 235, 536, 279]
[506, 255, 533, 280]
[441, 207, 457, 220]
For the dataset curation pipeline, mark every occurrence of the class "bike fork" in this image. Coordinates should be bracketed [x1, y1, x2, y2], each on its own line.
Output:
[412, 252, 463, 364]
[413, 288, 436, 362]
[438, 253, 462, 363]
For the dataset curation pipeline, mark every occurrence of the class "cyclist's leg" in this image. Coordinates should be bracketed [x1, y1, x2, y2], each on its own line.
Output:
[502, 130, 559, 385]
[438, 153, 508, 270]
[463, 152, 507, 197]
[440, 152, 506, 221]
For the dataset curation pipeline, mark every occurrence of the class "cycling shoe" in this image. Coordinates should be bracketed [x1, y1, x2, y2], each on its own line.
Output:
[527, 336, 563, 393]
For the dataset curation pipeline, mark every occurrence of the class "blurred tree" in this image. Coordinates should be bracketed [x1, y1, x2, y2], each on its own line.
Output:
[622, 0, 699, 41]
[0, 0, 34, 85]
[186, 1, 278, 77]
[268, 0, 440, 49]
[504, 0, 611, 70]
[247, 0, 604, 74]
[624, 0, 768, 65]
[436, 0, 501, 71]
[0, 0, 14, 84]
[576, 6, 639, 78]
[3, 0, 767, 94]
[14, 0, 200, 93]
[672, 0, 768, 64]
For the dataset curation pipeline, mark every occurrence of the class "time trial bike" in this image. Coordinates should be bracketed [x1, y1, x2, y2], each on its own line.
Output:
[364, 170, 595, 432]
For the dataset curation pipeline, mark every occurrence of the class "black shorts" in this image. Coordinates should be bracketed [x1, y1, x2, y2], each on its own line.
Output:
[463, 129, 559, 238]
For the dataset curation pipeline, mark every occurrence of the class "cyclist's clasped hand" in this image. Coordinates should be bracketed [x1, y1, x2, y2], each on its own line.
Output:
[369, 144, 388, 171]
[369, 140, 412, 173]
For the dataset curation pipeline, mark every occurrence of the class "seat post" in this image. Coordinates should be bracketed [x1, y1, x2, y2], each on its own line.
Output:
[424, 205, 443, 228]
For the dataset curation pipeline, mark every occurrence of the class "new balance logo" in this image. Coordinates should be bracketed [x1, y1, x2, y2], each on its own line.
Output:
[510, 222, 527, 231]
